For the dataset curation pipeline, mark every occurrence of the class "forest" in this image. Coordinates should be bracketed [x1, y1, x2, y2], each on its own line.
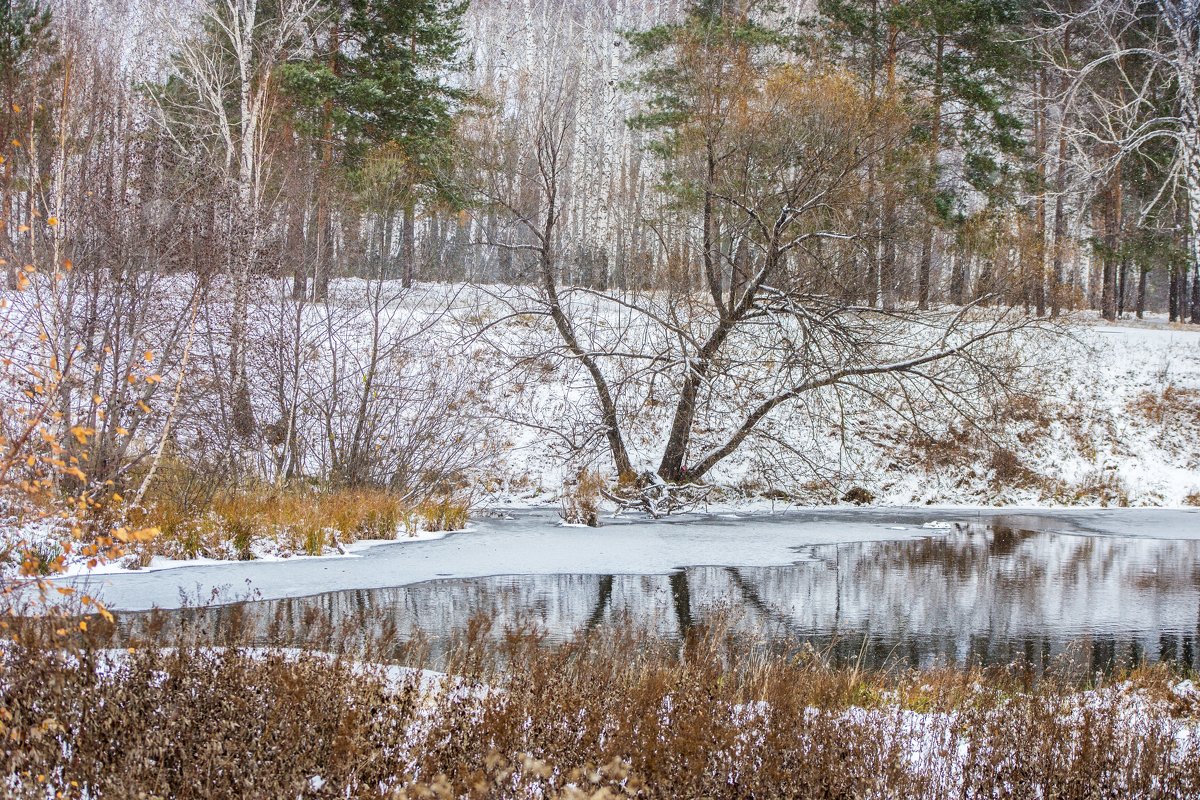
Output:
[0, 0, 1198, 565]
[5, 2, 1200, 798]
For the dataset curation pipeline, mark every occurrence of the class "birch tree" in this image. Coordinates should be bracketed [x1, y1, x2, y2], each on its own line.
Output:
[1054, 0, 1200, 321]
[153, 0, 315, 437]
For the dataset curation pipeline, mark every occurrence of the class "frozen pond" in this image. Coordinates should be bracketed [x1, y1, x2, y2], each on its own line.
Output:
[98, 507, 1200, 669]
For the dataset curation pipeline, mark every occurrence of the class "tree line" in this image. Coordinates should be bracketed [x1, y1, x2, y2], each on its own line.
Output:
[0, 0, 1197, 516]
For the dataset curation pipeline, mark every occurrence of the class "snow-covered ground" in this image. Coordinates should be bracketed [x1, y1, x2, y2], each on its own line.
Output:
[473, 305, 1200, 510]
[4, 276, 1200, 583]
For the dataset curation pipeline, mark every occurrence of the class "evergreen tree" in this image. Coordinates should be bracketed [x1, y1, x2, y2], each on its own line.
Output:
[282, 0, 468, 291]
[820, 0, 1026, 307]
[626, 0, 795, 308]
[0, 0, 57, 286]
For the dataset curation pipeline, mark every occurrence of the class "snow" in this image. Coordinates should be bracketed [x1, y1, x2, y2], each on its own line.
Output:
[60, 506, 1200, 612]
[6, 277, 1200, 587]
[55, 527, 457, 579]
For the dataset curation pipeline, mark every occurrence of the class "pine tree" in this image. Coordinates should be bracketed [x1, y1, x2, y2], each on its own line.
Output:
[819, 0, 1025, 307]
[626, 0, 794, 308]
[282, 0, 468, 291]
[0, 0, 56, 287]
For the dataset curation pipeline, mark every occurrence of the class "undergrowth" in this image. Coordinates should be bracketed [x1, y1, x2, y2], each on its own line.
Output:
[2, 609, 1199, 799]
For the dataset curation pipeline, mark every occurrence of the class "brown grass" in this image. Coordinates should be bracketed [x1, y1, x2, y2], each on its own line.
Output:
[2, 611, 1199, 799]
[1129, 385, 1200, 427]
[125, 484, 468, 564]
[560, 469, 606, 526]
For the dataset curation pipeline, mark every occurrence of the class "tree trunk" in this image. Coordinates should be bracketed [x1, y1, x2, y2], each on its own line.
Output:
[1136, 266, 1147, 319]
[1117, 255, 1129, 317]
[880, 191, 896, 310]
[313, 22, 339, 301]
[918, 34, 945, 311]
[1170, 260, 1180, 322]
[1050, 23, 1072, 318]
[1100, 165, 1119, 322]
[1035, 66, 1048, 317]
[401, 201, 416, 288]
[289, 193, 307, 299]
[1191, 261, 1199, 324]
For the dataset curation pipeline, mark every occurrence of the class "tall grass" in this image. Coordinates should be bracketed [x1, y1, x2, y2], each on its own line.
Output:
[2, 610, 1199, 798]
[124, 484, 468, 563]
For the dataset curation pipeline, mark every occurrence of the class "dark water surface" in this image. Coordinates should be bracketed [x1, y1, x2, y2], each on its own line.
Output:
[119, 519, 1200, 671]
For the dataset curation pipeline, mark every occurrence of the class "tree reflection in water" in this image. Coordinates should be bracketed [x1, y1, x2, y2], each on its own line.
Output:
[119, 523, 1200, 672]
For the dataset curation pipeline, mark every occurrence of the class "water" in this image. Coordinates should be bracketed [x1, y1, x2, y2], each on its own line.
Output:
[117, 517, 1200, 671]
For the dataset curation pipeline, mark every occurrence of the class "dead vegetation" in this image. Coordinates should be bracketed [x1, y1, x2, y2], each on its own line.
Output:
[2, 610, 1200, 799]
[560, 469, 606, 526]
[121, 482, 469, 564]
[1129, 385, 1200, 428]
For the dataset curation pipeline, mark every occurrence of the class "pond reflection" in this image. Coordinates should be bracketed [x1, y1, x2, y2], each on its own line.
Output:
[120, 523, 1200, 671]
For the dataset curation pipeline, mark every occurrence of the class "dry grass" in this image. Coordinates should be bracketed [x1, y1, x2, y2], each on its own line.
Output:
[125, 484, 468, 564]
[410, 496, 471, 533]
[1129, 385, 1200, 427]
[560, 469, 606, 526]
[2, 610, 1200, 799]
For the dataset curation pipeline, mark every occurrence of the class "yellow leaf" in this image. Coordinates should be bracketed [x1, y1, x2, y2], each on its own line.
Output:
[78, 620, 87, 632]
[143, 350, 154, 363]
[132, 527, 158, 542]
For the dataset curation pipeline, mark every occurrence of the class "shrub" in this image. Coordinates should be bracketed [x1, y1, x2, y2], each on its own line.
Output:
[841, 486, 874, 505]
[988, 447, 1035, 487]
[2, 613, 1200, 799]
[560, 469, 605, 526]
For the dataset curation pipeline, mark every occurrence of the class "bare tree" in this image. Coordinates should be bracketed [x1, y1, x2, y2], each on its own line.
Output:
[475, 62, 1042, 513]
[151, 0, 317, 437]
[1052, 0, 1200, 320]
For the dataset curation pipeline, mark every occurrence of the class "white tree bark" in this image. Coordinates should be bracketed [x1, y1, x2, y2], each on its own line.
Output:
[153, 0, 315, 434]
